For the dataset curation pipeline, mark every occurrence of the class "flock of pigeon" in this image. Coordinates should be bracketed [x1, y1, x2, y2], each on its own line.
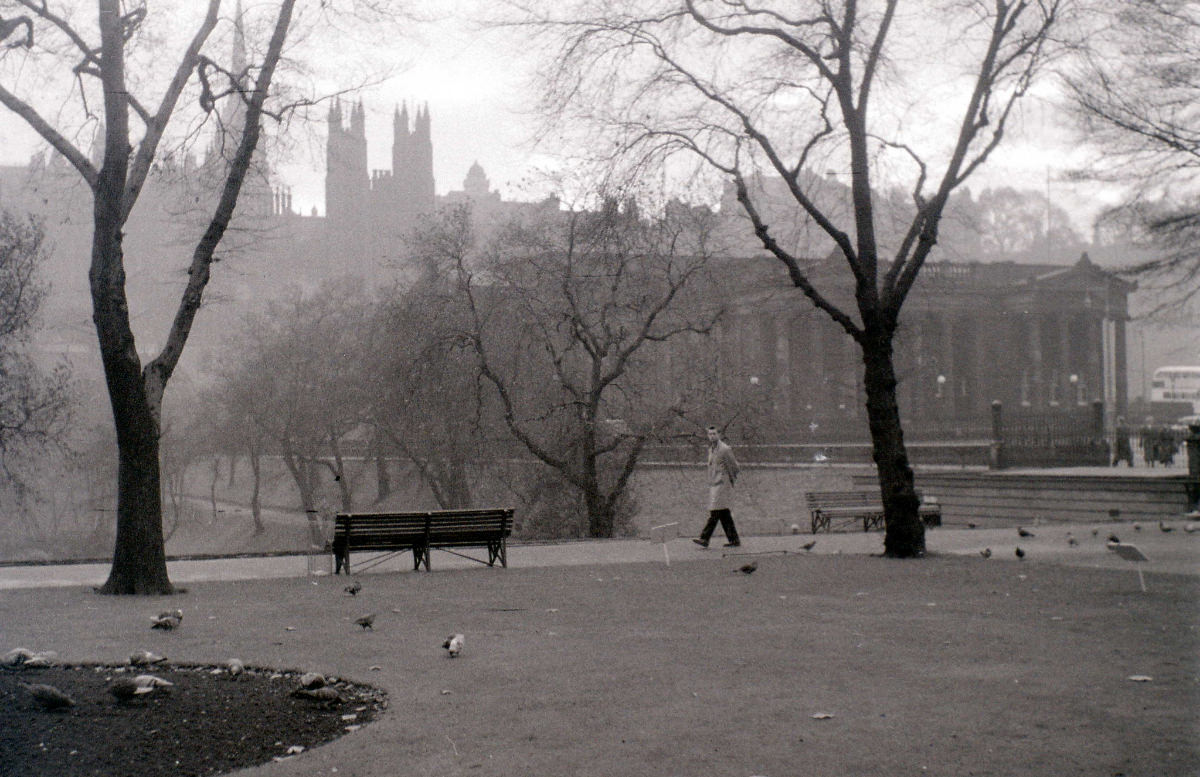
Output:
[345, 579, 465, 657]
[8, 586, 466, 713]
[975, 519, 1195, 561]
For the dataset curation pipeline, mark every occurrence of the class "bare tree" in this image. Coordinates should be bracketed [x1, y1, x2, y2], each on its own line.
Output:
[456, 200, 723, 538]
[370, 268, 489, 510]
[523, 0, 1070, 556]
[0, 0, 296, 593]
[222, 280, 372, 545]
[0, 209, 72, 508]
[1066, 0, 1200, 315]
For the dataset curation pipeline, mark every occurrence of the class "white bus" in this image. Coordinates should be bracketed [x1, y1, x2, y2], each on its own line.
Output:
[1150, 366, 1200, 414]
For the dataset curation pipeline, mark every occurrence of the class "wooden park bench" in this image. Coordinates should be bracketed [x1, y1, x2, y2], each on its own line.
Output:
[806, 491, 942, 534]
[332, 508, 514, 574]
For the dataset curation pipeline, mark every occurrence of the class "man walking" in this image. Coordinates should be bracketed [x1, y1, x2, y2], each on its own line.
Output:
[693, 425, 741, 548]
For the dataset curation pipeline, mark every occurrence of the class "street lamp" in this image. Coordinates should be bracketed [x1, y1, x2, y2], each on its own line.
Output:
[936, 374, 946, 398]
[1069, 373, 1082, 405]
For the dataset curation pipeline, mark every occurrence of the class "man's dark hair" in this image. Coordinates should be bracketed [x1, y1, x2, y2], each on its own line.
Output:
[706, 425, 718, 432]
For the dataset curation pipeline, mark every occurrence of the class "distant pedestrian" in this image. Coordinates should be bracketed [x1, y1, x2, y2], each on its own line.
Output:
[693, 426, 741, 548]
[1112, 416, 1134, 467]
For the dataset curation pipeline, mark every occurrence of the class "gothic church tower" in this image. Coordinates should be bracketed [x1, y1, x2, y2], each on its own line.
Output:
[325, 98, 369, 255]
[325, 100, 435, 262]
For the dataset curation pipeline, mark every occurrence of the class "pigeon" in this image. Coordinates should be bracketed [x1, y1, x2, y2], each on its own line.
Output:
[967, 522, 977, 529]
[109, 676, 155, 702]
[1091, 528, 1099, 536]
[1133, 522, 1141, 531]
[344, 581, 362, 596]
[292, 686, 342, 705]
[21, 652, 56, 668]
[354, 613, 375, 630]
[1015, 547, 1026, 559]
[1107, 533, 1120, 545]
[129, 650, 166, 666]
[2, 647, 35, 669]
[801, 540, 817, 551]
[151, 609, 183, 630]
[20, 682, 75, 710]
[1018, 528, 1035, 538]
[1159, 521, 1174, 533]
[735, 561, 758, 574]
[298, 672, 326, 689]
[443, 633, 465, 658]
[1067, 536, 1079, 546]
[131, 674, 174, 692]
[226, 658, 244, 678]
[980, 548, 992, 558]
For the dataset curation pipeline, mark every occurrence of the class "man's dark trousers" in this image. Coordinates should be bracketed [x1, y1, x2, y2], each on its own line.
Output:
[699, 509, 740, 545]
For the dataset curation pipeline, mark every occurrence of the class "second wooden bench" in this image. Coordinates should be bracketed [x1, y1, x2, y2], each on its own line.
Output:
[332, 508, 514, 574]
[806, 491, 942, 533]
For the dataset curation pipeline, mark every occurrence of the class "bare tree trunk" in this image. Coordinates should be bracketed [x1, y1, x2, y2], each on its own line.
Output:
[374, 452, 391, 504]
[861, 329, 924, 558]
[208, 456, 220, 522]
[98, 377, 172, 594]
[249, 451, 264, 535]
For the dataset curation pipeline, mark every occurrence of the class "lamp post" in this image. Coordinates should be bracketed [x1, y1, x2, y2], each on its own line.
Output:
[1070, 373, 1081, 405]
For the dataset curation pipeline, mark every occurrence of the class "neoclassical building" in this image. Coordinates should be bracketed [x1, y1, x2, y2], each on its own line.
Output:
[709, 252, 1134, 441]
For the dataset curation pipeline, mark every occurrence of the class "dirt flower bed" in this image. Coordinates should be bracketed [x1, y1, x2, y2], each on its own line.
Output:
[0, 662, 387, 777]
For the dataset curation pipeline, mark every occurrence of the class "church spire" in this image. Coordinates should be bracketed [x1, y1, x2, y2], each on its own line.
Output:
[231, 0, 247, 78]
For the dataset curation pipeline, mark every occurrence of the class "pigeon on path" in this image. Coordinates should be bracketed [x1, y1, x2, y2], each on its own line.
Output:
[20, 682, 75, 710]
[443, 633, 465, 657]
[801, 540, 817, 551]
[980, 548, 992, 558]
[1018, 528, 1035, 538]
[355, 613, 375, 630]
[344, 580, 362, 596]
[736, 561, 758, 574]
[1015, 547, 1026, 559]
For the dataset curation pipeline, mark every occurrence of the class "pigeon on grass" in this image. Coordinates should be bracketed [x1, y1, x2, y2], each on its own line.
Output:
[151, 609, 183, 630]
[443, 634, 465, 658]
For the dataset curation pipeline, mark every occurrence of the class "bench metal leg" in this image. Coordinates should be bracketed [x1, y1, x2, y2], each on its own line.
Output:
[485, 539, 507, 568]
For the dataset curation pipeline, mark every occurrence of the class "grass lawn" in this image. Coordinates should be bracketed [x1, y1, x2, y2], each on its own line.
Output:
[1, 551, 1197, 776]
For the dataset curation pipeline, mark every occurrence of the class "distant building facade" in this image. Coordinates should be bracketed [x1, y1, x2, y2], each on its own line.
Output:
[707, 251, 1133, 441]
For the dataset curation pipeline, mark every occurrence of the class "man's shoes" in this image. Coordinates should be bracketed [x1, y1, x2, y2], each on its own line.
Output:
[723, 542, 741, 547]
[692, 538, 709, 548]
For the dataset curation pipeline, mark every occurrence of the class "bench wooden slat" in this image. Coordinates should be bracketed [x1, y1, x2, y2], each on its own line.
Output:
[332, 508, 514, 573]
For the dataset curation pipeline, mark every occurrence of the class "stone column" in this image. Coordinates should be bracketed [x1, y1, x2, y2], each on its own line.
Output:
[1113, 316, 1128, 421]
[1028, 313, 1043, 407]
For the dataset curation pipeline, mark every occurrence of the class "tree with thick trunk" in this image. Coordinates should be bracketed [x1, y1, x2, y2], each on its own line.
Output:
[524, 0, 1070, 555]
[0, 0, 296, 593]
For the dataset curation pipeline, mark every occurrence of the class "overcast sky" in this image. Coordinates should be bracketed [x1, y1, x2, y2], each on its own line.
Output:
[0, 1, 1119, 231]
